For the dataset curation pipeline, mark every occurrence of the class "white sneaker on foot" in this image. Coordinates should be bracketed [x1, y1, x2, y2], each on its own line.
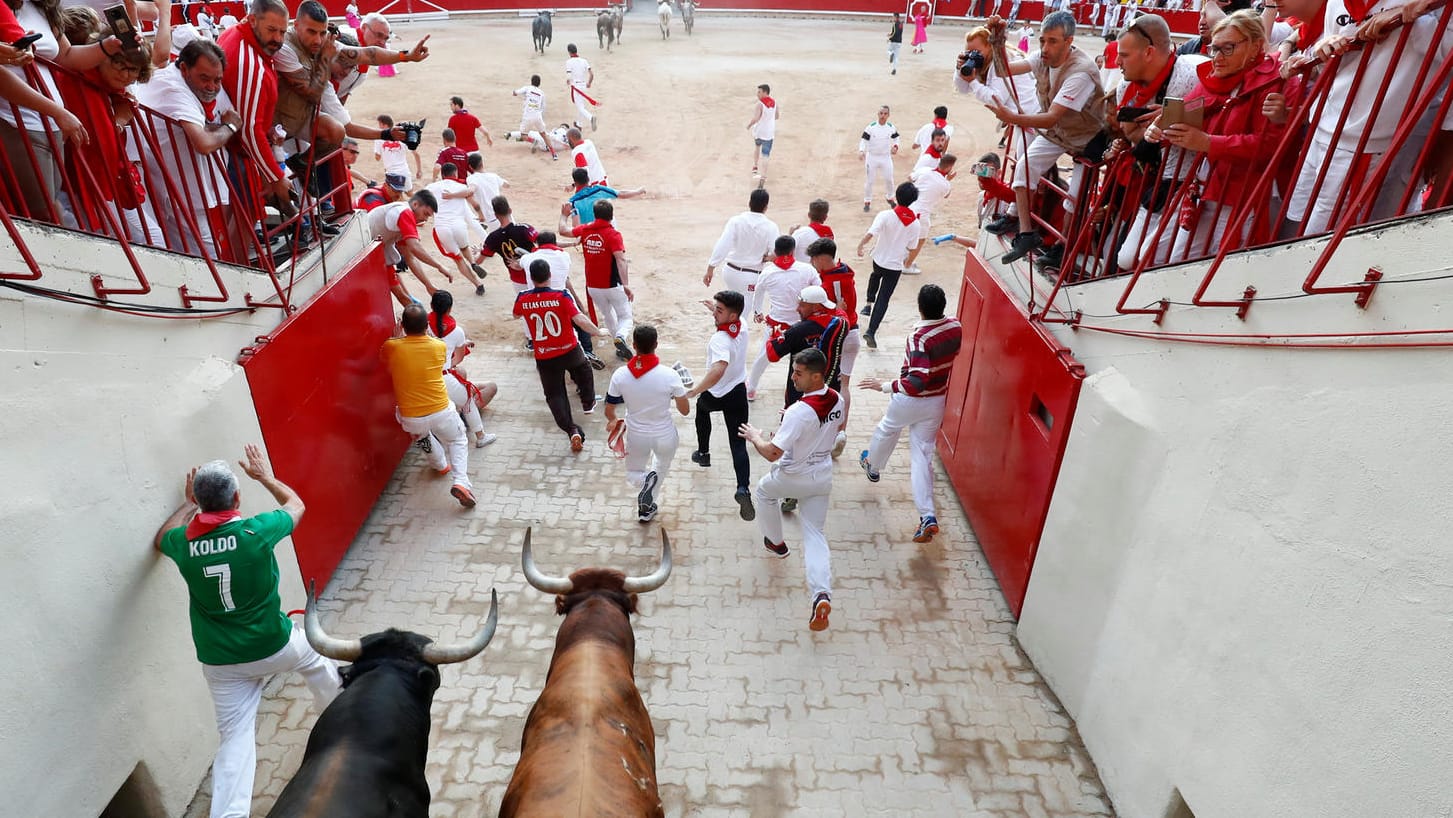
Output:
[476, 433, 498, 448]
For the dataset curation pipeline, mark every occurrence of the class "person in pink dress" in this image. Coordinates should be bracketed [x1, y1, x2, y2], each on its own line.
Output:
[910, 7, 928, 53]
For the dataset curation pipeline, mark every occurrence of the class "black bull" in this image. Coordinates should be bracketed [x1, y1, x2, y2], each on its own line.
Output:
[264, 588, 499, 818]
[532, 11, 552, 53]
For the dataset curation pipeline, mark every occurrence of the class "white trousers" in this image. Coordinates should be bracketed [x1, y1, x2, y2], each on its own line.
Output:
[864, 153, 895, 203]
[755, 467, 833, 598]
[570, 85, 594, 125]
[587, 285, 634, 341]
[445, 371, 485, 437]
[1116, 204, 1179, 271]
[746, 331, 783, 393]
[398, 405, 471, 489]
[865, 393, 945, 519]
[625, 426, 678, 504]
[519, 112, 548, 135]
[202, 624, 340, 818]
[1287, 138, 1415, 234]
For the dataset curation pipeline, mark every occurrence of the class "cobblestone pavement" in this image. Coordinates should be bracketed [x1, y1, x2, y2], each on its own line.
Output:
[186, 318, 1116, 817]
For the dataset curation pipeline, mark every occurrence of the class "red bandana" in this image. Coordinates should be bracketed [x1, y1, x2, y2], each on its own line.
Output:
[893, 205, 918, 226]
[809, 222, 833, 238]
[627, 353, 659, 378]
[799, 389, 841, 423]
[185, 509, 241, 540]
[432, 314, 457, 338]
[537, 243, 561, 251]
[1121, 55, 1178, 111]
[771, 255, 794, 270]
[925, 145, 943, 159]
[932, 117, 947, 129]
[717, 321, 741, 338]
[760, 96, 776, 108]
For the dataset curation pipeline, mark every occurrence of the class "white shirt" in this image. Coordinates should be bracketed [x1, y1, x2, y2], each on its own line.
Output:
[570, 139, 607, 184]
[565, 56, 591, 87]
[440, 324, 468, 370]
[955, 65, 1042, 116]
[859, 121, 899, 156]
[131, 63, 235, 207]
[425, 179, 471, 228]
[752, 99, 778, 140]
[368, 201, 411, 245]
[708, 211, 780, 270]
[2, 2, 59, 132]
[515, 85, 546, 116]
[912, 120, 956, 149]
[608, 365, 687, 436]
[197, 11, 215, 35]
[909, 167, 952, 217]
[754, 261, 821, 325]
[518, 246, 572, 290]
[770, 387, 844, 477]
[913, 149, 944, 174]
[375, 139, 409, 177]
[219, 12, 238, 27]
[1315, 0, 1438, 152]
[867, 208, 926, 270]
[705, 327, 748, 398]
[467, 171, 507, 223]
[791, 225, 830, 264]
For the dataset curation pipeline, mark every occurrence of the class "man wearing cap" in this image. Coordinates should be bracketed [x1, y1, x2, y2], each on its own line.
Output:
[763, 284, 850, 407]
[355, 170, 407, 211]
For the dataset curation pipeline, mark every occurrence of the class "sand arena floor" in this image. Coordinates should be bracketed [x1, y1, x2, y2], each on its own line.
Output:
[186, 10, 1117, 817]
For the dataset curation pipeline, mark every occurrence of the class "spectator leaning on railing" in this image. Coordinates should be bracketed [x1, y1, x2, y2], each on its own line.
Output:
[218, 0, 289, 211]
[1145, 10, 1295, 259]
[0, 2, 87, 160]
[1, 0, 130, 226]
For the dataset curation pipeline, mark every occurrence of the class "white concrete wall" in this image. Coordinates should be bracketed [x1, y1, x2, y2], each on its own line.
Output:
[0, 223, 361, 816]
[1014, 212, 1453, 818]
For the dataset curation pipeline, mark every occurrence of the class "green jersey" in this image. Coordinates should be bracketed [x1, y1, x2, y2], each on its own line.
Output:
[160, 509, 295, 666]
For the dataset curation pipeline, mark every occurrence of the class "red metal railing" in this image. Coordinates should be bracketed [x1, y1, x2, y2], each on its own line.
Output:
[975, 3, 1453, 331]
[0, 55, 354, 313]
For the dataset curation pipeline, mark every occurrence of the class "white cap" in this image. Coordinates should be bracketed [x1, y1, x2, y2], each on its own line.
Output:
[799, 285, 835, 309]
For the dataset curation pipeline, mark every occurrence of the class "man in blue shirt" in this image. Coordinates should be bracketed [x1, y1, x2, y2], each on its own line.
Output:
[564, 168, 646, 226]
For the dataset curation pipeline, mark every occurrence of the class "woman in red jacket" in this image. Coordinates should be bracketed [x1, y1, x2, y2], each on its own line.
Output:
[1148, 9, 1297, 260]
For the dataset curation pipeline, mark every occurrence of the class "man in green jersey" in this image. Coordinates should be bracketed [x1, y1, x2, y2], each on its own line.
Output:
[154, 444, 341, 818]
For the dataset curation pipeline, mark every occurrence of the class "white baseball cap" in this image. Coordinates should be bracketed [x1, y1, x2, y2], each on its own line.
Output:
[799, 285, 835, 309]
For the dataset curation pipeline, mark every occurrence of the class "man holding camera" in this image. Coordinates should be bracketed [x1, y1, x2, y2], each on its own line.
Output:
[975, 11, 1105, 264]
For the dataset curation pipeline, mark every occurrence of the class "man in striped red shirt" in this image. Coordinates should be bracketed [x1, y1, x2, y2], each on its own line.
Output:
[219, 0, 290, 209]
[857, 284, 962, 543]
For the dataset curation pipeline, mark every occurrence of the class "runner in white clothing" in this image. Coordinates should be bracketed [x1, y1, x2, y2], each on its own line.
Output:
[512, 74, 557, 159]
[859, 105, 900, 212]
[429, 291, 498, 449]
[747, 235, 821, 399]
[704, 187, 780, 299]
[905, 154, 956, 273]
[910, 106, 956, 151]
[567, 129, 607, 184]
[464, 153, 509, 233]
[424, 163, 486, 294]
[564, 43, 599, 131]
[605, 324, 691, 523]
[747, 83, 780, 182]
[739, 347, 844, 632]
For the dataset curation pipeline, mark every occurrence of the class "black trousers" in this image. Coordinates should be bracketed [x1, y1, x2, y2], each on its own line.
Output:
[863, 261, 902, 337]
[536, 346, 596, 435]
[694, 382, 751, 490]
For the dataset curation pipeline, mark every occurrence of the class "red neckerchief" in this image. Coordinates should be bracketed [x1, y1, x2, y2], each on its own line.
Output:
[1196, 55, 1262, 96]
[201, 98, 218, 122]
[1121, 55, 1177, 110]
[1294, 1, 1328, 42]
[760, 96, 776, 108]
[717, 320, 741, 338]
[798, 388, 841, 422]
[771, 255, 794, 270]
[925, 145, 943, 159]
[935, 167, 950, 177]
[185, 509, 241, 539]
[537, 243, 561, 251]
[431, 313, 457, 338]
[627, 353, 659, 377]
[932, 117, 946, 129]
[808, 222, 833, 238]
[893, 205, 918, 226]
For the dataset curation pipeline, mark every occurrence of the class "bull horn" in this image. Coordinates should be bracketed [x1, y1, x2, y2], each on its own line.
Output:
[421, 588, 499, 665]
[521, 527, 574, 594]
[304, 581, 363, 662]
[622, 531, 673, 594]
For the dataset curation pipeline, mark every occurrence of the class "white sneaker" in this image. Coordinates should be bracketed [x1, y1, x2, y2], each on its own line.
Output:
[904, 263, 923, 275]
[831, 431, 847, 459]
[476, 433, 498, 448]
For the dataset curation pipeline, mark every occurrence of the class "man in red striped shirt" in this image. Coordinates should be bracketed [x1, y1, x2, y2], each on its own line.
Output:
[219, 0, 290, 209]
[857, 284, 962, 543]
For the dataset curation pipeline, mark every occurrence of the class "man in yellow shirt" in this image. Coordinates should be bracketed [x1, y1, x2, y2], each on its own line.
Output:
[382, 303, 476, 508]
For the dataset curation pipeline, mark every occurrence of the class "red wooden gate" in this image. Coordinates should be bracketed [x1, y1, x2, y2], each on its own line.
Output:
[241, 247, 411, 590]
[938, 253, 1084, 617]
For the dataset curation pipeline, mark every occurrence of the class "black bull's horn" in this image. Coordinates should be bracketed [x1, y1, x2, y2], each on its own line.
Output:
[520, 527, 673, 595]
[304, 581, 499, 665]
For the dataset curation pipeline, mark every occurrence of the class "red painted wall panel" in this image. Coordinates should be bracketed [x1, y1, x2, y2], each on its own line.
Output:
[242, 247, 410, 590]
[937, 252, 1084, 617]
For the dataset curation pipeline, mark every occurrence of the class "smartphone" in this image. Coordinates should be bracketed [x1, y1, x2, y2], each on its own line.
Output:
[12, 31, 43, 50]
[1116, 105, 1153, 123]
[103, 4, 142, 53]
[1161, 97, 1205, 129]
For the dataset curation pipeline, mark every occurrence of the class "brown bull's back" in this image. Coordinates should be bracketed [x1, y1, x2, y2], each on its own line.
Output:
[500, 639, 662, 818]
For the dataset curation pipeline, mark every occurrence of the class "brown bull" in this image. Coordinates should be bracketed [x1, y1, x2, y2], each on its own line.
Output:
[498, 528, 672, 818]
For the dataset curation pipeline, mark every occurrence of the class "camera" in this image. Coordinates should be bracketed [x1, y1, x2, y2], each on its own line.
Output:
[327, 22, 340, 36]
[958, 49, 985, 78]
[396, 118, 426, 151]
